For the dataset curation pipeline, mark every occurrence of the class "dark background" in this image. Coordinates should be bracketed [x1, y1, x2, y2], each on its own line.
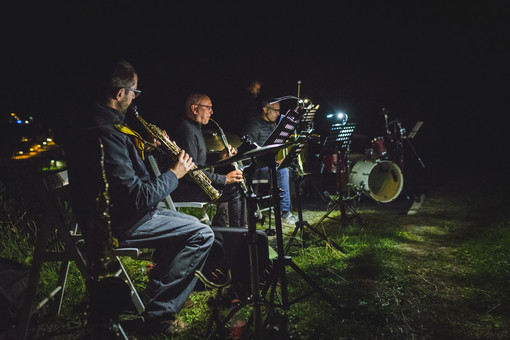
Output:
[4, 2, 509, 185]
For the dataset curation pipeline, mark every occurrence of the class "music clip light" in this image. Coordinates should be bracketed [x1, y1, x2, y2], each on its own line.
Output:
[326, 112, 348, 124]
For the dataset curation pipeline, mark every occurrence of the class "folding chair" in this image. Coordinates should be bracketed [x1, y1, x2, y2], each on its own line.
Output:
[17, 170, 145, 339]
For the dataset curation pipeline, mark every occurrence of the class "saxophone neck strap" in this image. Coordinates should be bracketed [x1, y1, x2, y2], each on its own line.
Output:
[115, 124, 145, 159]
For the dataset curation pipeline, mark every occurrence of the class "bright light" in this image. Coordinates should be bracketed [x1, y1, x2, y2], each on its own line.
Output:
[326, 111, 349, 124]
[337, 112, 346, 120]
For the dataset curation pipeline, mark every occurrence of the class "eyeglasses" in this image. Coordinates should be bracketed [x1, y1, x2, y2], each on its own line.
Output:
[197, 104, 213, 111]
[265, 107, 280, 112]
[124, 88, 142, 98]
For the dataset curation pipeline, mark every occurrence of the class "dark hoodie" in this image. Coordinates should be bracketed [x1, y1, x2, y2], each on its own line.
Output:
[63, 102, 179, 238]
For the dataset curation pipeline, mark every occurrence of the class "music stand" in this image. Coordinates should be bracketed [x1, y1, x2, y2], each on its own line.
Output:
[278, 133, 346, 254]
[260, 153, 346, 315]
[402, 121, 425, 169]
[319, 122, 371, 229]
[200, 144, 289, 340]
[261, 111, 346, 314]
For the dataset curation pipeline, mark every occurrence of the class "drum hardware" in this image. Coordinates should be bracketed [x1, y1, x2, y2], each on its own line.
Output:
[377, 108, 426, 202]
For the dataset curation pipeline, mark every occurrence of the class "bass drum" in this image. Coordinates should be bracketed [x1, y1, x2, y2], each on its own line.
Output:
[349, 160, 403, 203]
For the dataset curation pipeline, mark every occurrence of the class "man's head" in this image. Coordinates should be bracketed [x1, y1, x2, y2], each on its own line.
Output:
[247, 80, 262, 97]
[94, 59, 139, 113]
[185, 93, 213, 125]
[261, 101, 280, 123]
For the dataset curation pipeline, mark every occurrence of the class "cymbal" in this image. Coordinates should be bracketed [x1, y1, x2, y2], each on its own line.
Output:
[202, 130, 242, 152]
[195, 142, 296, 170]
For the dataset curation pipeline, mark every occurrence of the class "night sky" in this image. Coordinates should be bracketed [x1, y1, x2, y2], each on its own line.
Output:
[5, 2, 509, 181]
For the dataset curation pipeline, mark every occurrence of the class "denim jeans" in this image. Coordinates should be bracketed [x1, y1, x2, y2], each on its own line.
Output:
[118, 208, 214, 320]
[254, 166, 291, 213]
[172, 181, 245, 227]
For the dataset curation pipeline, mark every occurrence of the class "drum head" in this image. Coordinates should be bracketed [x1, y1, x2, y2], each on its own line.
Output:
[349, 160, 403, 203]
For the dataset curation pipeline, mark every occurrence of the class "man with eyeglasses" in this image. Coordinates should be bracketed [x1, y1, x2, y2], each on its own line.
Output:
[241, 100, 299, 226]
[171, 93, 246, 228]
[62, 60, 214, 335]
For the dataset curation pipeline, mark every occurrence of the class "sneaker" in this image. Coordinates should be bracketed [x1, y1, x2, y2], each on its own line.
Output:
[282, 212, 298, 225]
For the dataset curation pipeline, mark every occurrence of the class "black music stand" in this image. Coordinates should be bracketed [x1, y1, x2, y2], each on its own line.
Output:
[319, 123, 371, 229]
[279, 134, 346, 254]
[260, 154, 346, 315]
[261, 110, 347, 313]
[201, 144, 289, 340]
[202, 142, 345, 338]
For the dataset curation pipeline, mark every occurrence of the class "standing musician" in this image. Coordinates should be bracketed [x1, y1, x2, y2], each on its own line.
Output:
[171, 93, 246, 227]
[62, 59, 214, 335]
[241, 99, 299, 225]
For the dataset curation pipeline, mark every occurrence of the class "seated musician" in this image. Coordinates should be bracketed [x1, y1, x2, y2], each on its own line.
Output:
[241, 99, 298, 225]
[62, 59, 214, 335]
[170, 93, 246, 227]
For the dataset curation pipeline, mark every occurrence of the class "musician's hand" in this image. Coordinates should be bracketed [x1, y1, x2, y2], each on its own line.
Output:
[225, 169, 244, 185]
[229, 144, 237, 156]
[170, 150, 194, 179]
[220, 144, 237, 160]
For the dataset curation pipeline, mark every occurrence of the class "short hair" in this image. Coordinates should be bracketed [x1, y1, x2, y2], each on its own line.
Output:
[89, 59, 137, 101]
[185, 93, 209, 113]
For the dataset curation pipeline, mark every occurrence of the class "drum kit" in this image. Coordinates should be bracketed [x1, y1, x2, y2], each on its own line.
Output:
[320, 119, 405, 204]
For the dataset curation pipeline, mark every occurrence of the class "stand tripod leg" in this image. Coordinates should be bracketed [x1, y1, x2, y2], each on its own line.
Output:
[262, 163, 345, 317]
[286, 175, 346, 253]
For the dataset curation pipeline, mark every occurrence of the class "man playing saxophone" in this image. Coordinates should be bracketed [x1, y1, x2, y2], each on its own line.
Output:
[171, 93, 245, 227]
[62, 59, 214, 336]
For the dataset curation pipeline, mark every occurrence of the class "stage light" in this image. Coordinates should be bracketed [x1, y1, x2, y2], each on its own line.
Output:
[326, 111, 349, 124]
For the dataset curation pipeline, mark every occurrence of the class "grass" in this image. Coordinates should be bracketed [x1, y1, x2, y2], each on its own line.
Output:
[1, 161, 510, 339]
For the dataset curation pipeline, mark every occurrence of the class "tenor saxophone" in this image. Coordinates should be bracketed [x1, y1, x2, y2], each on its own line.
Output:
[133, 108, 221, 201]
[209, 118, 248, 195]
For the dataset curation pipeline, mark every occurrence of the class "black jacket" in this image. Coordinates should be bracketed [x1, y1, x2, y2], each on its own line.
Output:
[64, 102, 179, 237]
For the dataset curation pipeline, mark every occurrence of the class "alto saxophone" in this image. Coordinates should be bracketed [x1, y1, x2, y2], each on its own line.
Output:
[133, 108, 221, 201]
[209, 118, 248, 195]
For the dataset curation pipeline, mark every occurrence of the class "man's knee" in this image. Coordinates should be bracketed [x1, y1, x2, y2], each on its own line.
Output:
[200, 224, 215, 247]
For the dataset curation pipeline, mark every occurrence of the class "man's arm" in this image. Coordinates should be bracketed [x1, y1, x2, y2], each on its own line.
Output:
[102, 131, 179, 211]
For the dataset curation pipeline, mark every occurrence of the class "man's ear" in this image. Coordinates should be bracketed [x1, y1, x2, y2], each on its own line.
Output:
[115, 88, 125, 101]
[191, 105, 198, 115]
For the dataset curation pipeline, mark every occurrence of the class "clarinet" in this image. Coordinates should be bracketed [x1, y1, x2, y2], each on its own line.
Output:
[209, 118, 249, 195]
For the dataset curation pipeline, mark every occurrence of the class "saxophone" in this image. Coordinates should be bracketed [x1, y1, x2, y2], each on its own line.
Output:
[209, 118, 248, 195]
[133, 107, 222, 201]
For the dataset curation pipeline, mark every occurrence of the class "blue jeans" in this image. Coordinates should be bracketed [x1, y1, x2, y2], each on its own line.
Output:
[172, 182, 245, 227]
[118, 208, 214, 320]
[254, 166, 291, 213]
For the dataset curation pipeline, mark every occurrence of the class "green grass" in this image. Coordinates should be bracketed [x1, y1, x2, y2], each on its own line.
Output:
[2, 164, 510, 339]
